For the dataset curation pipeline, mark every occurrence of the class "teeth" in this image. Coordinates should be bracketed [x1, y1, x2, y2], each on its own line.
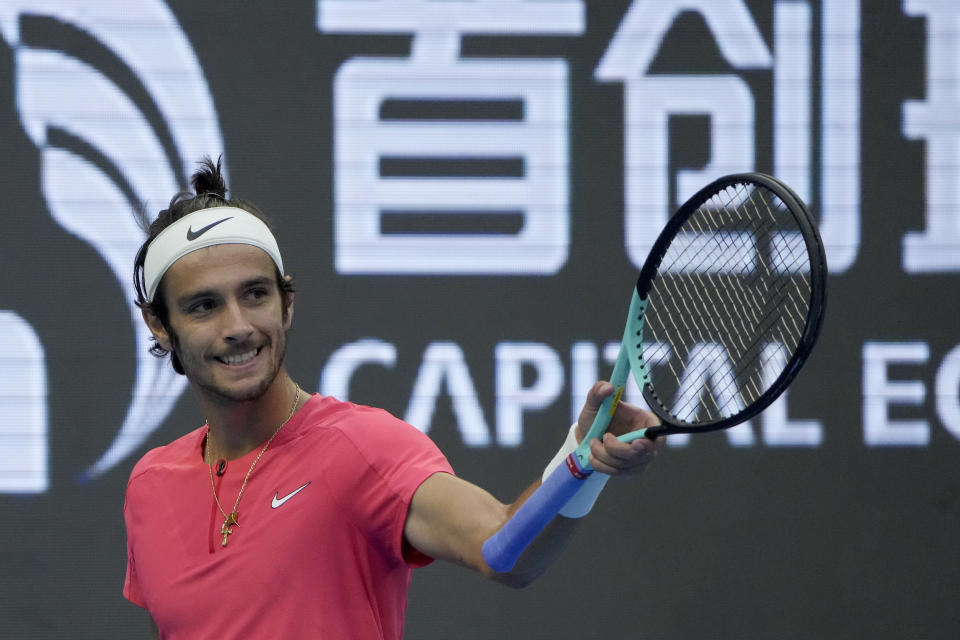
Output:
[220, 349, 258, 365]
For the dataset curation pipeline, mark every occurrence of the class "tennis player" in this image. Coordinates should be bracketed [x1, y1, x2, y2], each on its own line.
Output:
[123, 158, 660, 639]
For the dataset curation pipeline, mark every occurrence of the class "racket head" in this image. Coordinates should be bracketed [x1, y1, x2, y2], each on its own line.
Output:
[630, 173, 827, 435]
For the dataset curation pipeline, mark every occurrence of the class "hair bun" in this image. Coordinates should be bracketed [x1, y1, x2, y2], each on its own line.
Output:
[190, 156, 228, 198]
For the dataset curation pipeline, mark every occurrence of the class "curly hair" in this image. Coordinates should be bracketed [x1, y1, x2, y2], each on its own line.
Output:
[132, 156, 295, 374]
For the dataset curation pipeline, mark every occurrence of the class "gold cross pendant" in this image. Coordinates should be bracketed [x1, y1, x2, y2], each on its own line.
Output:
[220, 511, 239, 547]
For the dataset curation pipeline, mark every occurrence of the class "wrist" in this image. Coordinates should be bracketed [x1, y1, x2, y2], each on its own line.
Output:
[542, 423, 580, 482]
[542, 424, 610, 518]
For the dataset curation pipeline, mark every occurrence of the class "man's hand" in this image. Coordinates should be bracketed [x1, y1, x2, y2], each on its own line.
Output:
[575, 381, 662, 475]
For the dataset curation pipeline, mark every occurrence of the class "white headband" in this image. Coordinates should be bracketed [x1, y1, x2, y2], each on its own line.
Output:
[143, 206, 284, 303]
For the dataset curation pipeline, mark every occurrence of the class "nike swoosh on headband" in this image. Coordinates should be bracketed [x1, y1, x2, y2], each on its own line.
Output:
[186, 216, 233, 241]
[271, 482, 311, 509]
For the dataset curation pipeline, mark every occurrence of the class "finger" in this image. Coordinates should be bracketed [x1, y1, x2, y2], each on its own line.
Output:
[589, 451, 651, 475]
[608, 404, 661, 436]
[578, 381, 615, 418]
[576, 380, 616, 439]
[603, 433, 657, 463]
[588, 434, 656, 474]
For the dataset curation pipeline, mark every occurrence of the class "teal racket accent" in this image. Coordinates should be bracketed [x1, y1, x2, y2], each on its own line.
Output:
[573, 290, 653, 469]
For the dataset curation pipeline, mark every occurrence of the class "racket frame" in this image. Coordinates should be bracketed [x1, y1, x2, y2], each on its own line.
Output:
[482, 172, 827, 572]
[629, 172, 827, 439]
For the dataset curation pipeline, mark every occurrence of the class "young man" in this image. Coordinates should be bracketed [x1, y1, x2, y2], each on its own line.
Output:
[123, 159, 660, 639]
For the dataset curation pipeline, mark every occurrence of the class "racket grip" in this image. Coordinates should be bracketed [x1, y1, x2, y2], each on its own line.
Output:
[482, 454, 590, 573]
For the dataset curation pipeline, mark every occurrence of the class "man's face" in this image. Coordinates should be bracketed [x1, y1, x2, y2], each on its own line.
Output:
[145, 244, 293, 403]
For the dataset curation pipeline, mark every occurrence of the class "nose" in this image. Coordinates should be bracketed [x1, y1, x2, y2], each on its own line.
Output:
[220, 297, 254, 343]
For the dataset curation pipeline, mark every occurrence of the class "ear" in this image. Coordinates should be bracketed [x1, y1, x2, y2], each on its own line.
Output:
[142, 307, 173, 352]
[282, 289, 295, 330]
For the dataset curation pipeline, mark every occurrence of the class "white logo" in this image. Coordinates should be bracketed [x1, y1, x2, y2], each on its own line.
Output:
[272, 482, 312, 508]
[319, 0, 584, 275]
[0, 0, 225, 490]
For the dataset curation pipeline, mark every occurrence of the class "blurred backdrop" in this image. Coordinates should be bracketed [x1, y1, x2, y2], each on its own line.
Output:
[0, 1, 957, 638]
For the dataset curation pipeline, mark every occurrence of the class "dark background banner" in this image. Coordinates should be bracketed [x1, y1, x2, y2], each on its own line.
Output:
[1, 1, 958, 638]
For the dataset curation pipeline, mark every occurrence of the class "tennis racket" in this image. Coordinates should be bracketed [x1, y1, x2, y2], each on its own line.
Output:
[482, 172, 827, 572]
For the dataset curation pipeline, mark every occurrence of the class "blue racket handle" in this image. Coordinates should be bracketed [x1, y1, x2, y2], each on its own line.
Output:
[482, 453, 591, 573]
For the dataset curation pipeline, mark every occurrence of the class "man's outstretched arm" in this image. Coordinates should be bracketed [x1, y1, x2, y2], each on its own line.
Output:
[403, 381, 661, 587]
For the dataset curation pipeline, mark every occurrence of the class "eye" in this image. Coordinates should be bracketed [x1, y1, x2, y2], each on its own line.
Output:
[243, 284, 273, 304]
[245, 286, 271, 302]
[187, 299, 215, 315]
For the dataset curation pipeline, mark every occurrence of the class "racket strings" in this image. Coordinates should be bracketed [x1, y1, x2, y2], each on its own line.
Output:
[696, 195, 802, 416]
[682, 256, 806, 415]
[687, 214, 765, 345]
[646, 186, 762, 358]
[642, 182, 813, 424]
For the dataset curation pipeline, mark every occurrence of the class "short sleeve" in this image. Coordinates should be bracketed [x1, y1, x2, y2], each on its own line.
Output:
[122, 488, 148, 608]
[318, 409, 454, 566]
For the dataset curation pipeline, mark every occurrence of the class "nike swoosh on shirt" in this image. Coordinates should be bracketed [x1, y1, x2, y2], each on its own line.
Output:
[186, 216, 233, 241]
[271, 482, 311, 508]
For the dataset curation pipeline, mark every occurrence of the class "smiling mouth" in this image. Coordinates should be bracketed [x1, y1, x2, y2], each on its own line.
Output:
[216, 347, 262, 366]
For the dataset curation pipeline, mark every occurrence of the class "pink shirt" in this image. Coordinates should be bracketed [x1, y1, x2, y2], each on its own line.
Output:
[124, 394, 453, 639]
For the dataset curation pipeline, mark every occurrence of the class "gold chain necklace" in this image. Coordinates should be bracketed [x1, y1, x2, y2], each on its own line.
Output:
[206, 385, 302, 547]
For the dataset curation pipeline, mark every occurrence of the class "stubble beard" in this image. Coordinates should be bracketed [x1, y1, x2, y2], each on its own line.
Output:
[172, 330, 289, 404]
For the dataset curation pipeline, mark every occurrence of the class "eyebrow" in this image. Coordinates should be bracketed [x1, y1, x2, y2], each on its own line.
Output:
[176, 276, 276, 309]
